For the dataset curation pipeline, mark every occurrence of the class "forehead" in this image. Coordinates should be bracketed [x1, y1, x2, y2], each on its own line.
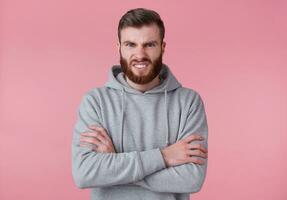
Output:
[120, 24, 161, 43]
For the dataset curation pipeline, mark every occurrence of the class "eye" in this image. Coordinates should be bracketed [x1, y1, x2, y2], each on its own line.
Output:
[126, 43, 135, 47]
[146, 43, 156, 47]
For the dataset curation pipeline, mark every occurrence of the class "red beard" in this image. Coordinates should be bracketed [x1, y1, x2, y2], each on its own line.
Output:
[119, 51, 163, 85]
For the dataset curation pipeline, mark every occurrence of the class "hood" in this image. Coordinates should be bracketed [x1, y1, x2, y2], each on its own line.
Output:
[105, 63, 181, 94]
[104, 63, 182, 151]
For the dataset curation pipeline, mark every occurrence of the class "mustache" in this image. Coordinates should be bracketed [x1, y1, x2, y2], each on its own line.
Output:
[130, 58, 151, 64]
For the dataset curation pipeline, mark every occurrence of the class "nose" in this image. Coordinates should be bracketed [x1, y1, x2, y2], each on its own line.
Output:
[134, 46, 147, 60]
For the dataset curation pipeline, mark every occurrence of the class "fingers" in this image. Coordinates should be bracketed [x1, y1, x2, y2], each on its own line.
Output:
[81, 131, 108, 144]
[187, 156, 206, 165]
[80, 142, 96, 149]
[80, 125, 112, 148]
[188, 143, 208, 153]
[80, 133, 102, 146]
[186, 140, 208, 165]
[88, 125, 112, 142]
[187, 149, 208, 159]
[184, 134, 205, 143]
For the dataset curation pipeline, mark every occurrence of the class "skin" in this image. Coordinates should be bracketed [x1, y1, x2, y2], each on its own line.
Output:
[80, 24, 208, 167]
[118, 23, 166, 92]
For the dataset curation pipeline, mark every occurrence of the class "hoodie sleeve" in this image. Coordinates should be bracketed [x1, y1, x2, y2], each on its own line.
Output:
[72, 93, 166, 189]
[133, 92, 208, 193]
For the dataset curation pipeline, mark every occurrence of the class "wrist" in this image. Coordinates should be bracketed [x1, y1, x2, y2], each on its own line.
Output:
[160, 148, 169, 167]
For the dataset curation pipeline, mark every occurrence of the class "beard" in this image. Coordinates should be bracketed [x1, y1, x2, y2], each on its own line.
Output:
[119, 51, 163, 85]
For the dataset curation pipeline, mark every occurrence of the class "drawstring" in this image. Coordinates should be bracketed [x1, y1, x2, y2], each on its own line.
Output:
[119, 87, 170, 152]
[120, 88, 125, 152]
[164, 88, 169, 146]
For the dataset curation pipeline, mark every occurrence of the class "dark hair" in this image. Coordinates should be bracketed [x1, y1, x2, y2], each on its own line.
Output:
[118, 8, 165, 43]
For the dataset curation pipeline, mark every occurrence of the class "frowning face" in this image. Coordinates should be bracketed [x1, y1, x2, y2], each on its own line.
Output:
[118, 23, 166, 84]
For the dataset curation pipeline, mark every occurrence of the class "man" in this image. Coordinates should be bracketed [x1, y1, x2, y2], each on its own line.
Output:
[72, 8, 208, 200]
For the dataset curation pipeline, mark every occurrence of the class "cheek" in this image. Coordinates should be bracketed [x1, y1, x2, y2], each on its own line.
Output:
[148, 51, 161, 61]
[120, 50, 132, 60]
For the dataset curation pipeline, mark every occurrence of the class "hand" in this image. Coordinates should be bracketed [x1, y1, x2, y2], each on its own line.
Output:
[80, 125, 116, 153]
[161, 134, 208, 167]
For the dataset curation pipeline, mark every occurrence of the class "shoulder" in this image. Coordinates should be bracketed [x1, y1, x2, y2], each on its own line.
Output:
[176, 87, 204, 104]
[77, 87, 106, 107]
[82, 86, 111, 99]
[79, 86, 117, 106]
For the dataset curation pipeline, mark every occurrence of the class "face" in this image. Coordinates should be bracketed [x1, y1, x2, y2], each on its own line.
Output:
[118, 23, 166, 84]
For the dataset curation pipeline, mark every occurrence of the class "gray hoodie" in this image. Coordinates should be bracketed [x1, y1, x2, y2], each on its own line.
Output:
[72, 63, 208, 200]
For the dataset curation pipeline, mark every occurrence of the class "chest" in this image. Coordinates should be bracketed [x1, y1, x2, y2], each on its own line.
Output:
[99, 91, 188, 152]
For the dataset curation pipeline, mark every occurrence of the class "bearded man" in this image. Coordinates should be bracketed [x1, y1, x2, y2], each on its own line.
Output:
[72, 7, 208, 200]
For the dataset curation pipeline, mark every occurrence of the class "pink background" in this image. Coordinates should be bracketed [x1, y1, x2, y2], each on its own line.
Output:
[1, 0, 286, 199]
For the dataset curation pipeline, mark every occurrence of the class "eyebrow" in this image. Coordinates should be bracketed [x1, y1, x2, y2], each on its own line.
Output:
[122, 40, 159, 45]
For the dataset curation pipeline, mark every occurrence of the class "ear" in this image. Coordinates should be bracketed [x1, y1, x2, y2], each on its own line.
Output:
[161, 41, 166, 54]
[117, 42, 120, 52]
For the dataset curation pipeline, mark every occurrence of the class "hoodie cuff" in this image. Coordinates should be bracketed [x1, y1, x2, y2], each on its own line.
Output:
[138, 148, 167, 178]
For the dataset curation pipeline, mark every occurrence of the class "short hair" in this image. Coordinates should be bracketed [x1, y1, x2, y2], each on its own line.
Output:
[118, 8, 165, 43]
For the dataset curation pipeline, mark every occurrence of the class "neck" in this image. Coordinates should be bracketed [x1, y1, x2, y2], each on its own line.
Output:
[125, 75, 161, 93]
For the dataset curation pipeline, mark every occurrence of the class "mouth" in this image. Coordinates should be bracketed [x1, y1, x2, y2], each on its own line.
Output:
[132, 62, 149, 69]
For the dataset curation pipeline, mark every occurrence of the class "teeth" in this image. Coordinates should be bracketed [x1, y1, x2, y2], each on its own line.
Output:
[134, 64, 147, 68]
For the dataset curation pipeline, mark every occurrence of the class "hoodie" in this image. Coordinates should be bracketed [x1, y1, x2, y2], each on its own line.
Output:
[72, 63, 208, 200]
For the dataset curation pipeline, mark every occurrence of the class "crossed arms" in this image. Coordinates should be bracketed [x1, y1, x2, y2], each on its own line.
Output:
[72, 92, 208, 193]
